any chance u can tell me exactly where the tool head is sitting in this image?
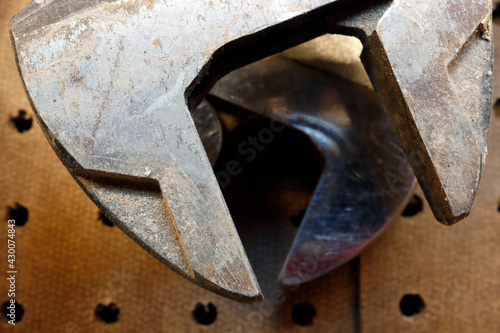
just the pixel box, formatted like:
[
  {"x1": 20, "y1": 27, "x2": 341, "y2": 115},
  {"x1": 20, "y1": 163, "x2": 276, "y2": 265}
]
[
  {"x1": 10, "y1": 0, "x2": 493, "y2": 300},
  {"x1": 9, "y1": 0, "x2": 345, "y2": 303},
  {"x1": 334, "y1": 0, "x2": 493, "y2": 224}
]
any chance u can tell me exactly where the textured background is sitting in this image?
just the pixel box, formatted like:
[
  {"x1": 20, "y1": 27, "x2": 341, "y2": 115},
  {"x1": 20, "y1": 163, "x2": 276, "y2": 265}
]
[{"x1": 1, "y1": 1, "x2": 500, "y2": 332}]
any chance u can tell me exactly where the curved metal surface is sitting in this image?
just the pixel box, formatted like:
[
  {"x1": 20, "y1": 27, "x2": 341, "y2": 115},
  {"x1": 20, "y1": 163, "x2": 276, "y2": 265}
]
[{"x1": 211, "y1": 55, "x2": 416, "y2": 284}]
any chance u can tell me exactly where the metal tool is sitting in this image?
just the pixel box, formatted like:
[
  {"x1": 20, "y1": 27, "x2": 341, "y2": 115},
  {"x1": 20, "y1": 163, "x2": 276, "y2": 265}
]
[
  {"x1": 210, "y1": 52, "x2": 416, "y2": 285},
  {"x1": 9, "y1": 0, "x2": 492, "y2": 301},
  {"x1": 332, "y1": 0, "x2": 493, "y2": 224}
]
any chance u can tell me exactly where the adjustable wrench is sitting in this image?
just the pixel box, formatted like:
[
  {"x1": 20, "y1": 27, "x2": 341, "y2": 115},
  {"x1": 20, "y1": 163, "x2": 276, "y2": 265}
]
[{"x1": 9, "y1": 0, "x2": 492, "y2": 301}]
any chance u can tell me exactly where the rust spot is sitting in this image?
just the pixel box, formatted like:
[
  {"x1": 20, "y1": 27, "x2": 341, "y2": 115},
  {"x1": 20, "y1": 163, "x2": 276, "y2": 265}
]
[
  {"x1": 83, "y1": 137, "x2": 95, "y2": 148},
  {"x1": 59, "y1": 79, "x2": 66, "y2": 99},
  {"x1": 153, "y1": 38, "x2": 162, "y2": 47},
  {"x1": 199, "y1": 225, "x2": 218, "y2": 249},
  {"x1": 71, "y1": 69, "x2": 85, "y2": 86},
  {"x1": 120, "y1": 2, "x2": 139, "y2": 15},
  {"x1": 479, "y1": 21, "x2": 492, "y2": 41},
  {"x1": 109, "y1": 0, "x2": 157, "y2": 15}
]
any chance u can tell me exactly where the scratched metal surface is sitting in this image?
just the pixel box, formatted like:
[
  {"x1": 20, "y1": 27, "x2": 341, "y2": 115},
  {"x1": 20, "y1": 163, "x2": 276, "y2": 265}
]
[
  {"x1": 9, "y1": 0, "x2": 352, "y2": 301},
  {"x1": 1, "y1": 1, "x2": 358, "y2": 332},
  {"x1": 211, "y1": 54, "x2": 415, "y2": 285},
  {"x1": 333, "y1": 0, "x2": 493, "y2": 224}
]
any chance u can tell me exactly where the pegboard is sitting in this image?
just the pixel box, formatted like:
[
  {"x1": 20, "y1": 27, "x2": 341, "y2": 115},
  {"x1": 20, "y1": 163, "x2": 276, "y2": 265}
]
[{"x1": 1, "y1": 1, "x2": 500, "y2": 332}]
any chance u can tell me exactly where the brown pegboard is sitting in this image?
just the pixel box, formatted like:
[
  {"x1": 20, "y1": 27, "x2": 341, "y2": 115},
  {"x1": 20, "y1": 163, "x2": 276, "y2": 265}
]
[
  {"x1": 359, "y1": 114, "x2": 500, "y2": 332},
  {"x1": 358, "y1": 14, "x2": 500, "y2": 331},
  {"x1": 1, "y1": 0, "x2": 500, "y2": 332}
]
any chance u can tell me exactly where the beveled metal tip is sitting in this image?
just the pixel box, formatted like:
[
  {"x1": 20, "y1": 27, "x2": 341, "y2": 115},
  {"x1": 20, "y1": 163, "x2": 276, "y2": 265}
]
[{"x1": 356, "y1": 0, "x2": 492, "y2": 225}]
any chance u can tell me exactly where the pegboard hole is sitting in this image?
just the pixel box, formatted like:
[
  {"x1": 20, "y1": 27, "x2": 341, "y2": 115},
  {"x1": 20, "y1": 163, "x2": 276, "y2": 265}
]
[
  {"x1": 2, "y1": 301, "x2": 24, "y2": 323},
  {"x1": 402, "y1": 195, "x2": 423, "y2": 217},
  {"x1": 399, "y1": 294, "x2": 425, "y2": 317},
  {"x1": 10, "y1": 110, "x2": 32, "y2": 133},
  {"x1": 290, "y1": 209, "x2": 306, "y2": 228},
  {"x1": 494, "y1": 100, "x2": 500, "y2": 118},
  {"x1": 8, "y1": 204, "x2": 29, "y2": 226},
  {"x1": 494, "y1": 4, "x2": 500, "y2": 18},
  {"x1": 192, "y1": 302, "x2": 217, "y2": 325},
  {"x1": 95, "y1": 303, "x2": 120, "y2": 323},
  {"x1": 291, "y1": 302, "x2": 316, "y2": 326},
  {"x1": 98, "y1": 211, "x2": 114, "y2": 227}
]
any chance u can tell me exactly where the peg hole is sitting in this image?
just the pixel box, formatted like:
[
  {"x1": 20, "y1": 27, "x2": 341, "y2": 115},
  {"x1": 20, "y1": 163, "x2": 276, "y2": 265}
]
[
  {"x1": 402, "y1": 195, "x2": 423, "y2": 217},
  {"x1": 192, "y1": 302, "x2": 217, "y2": 325},
  {"x1": 399, "y1": 294, "x2": 425, "y2": 317},
  {"x1": 98, "y1": 211, "x2": 114, "y2": 227},
  {"x1": 10, "y1": 110, "x2": 32, "y2": 133},
  {"x1": 2, "y1": 301, "x2": 24, "y2": 323},
  {"x1": 95, "y1": 303, "x2": 120, "y2": 323},
  {"x1": 292, "y1": 302, "x2": 316, "y2": 326},
  {"x1": 7, "y1": 204, "x2": 29, "y2": 226}
]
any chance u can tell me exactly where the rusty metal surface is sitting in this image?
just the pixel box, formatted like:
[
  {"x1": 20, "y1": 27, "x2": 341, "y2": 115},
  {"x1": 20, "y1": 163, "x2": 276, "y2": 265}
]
[
  {"x1": 8, "y1": 0, "x2": 493, "y2": 302},
  {"x1": 211, "y1": 53, "x2": 415, "y2": 285},
  {"x1": 333, "y1": 0, "x2": 493, "y2": 224},
  {"x1": 9, "y1": 0, "x2": 356, "y2": 302}
]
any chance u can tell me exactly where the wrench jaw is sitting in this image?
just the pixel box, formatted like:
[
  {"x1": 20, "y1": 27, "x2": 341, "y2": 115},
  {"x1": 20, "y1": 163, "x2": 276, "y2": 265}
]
[
  {"x1": 9, "y1": 0, "x2": 264, "y2": 303},
  {"x1": 366, "y1": 1, "x2": 492, "y2": 225},
  {"x1": 360, "y1": 34, "x2": 480, "y2": 225},
  {"x1": 155, "y1": 173, "x2": 264, "y2": 304},
  {"x1": 9, "y1": 0, "x2": 354, "y2": 301},
  {"x1": 334, "y1": 0, "x2": 493, "y2": 225},
  {"x1": 73, "y1": 170, "x2": 263, "y2": 303}
]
